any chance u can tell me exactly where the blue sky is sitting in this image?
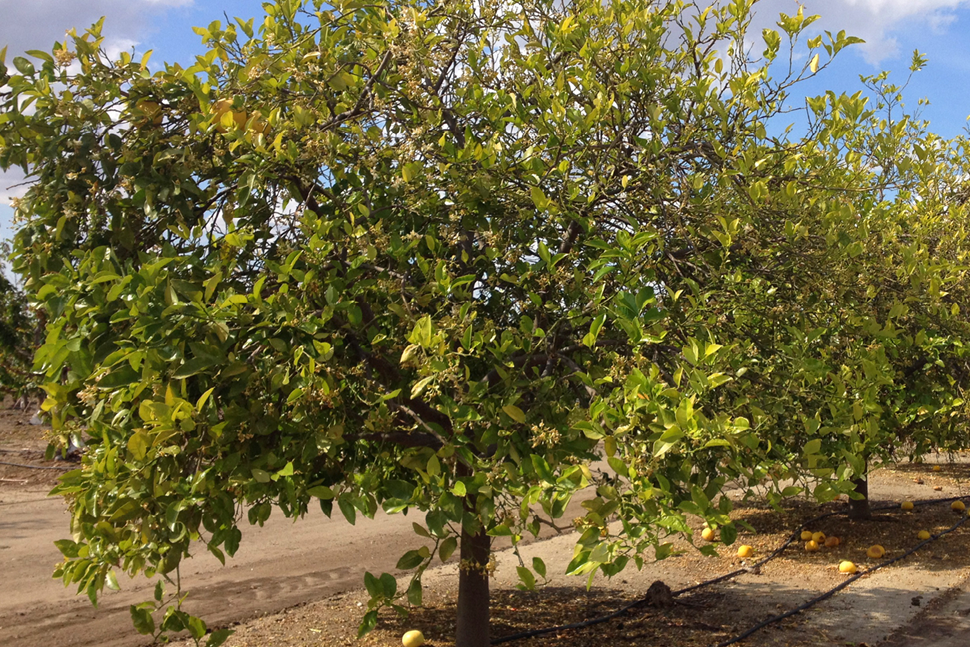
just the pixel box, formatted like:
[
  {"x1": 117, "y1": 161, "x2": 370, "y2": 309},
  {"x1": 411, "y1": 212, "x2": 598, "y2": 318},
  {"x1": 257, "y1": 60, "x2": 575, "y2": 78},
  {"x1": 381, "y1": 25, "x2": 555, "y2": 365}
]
[{"x1": 3, "y1": 0, "x2": 970, "y2": 272}]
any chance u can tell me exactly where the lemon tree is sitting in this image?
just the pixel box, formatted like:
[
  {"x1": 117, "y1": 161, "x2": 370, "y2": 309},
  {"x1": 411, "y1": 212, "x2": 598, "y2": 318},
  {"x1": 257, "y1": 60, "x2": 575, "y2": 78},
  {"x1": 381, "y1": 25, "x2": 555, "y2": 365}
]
[
  {"x1": 0, "y1": 271, "x2": 36, "y2": 404},
  {"x1": 3, "y1": 1, "x2": 969, "y2": 646}
]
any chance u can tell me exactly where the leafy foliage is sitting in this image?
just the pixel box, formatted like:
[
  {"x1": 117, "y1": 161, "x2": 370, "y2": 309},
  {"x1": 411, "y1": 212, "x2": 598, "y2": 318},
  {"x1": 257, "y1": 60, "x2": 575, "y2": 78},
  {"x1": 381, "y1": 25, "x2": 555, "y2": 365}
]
[
  {"x1": 2, "y1": 0, "x2": 969, "y2": 644},
  {"x1": 0, "y1": 269, "x2": 36, "y2": 401}
]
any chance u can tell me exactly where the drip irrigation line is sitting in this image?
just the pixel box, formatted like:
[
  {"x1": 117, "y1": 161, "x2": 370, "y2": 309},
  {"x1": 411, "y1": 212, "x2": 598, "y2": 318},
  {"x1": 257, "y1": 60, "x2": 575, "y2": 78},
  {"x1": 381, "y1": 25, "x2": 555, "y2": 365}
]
[
  {"x1": 712, "y1": 509, "x2": 970, "y2": 647},
  {"x1": 490, "y1": 494, "x2": 970, "y2": 645},
  {"x1": 0, "y1": 460, "x2": 74, "y2": 471}
]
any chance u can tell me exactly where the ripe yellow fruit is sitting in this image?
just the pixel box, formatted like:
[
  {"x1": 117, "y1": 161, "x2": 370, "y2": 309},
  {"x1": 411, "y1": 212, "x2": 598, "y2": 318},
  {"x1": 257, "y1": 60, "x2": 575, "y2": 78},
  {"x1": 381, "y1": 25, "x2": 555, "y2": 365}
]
[
  {"x1": 800, "y1": 530, "x2": 813, "y2": 541},
  {"x1": 952, "y1": 500, "x2": 966, "y2": 512},
  {"x1": 839, "y1": 561, "x2": 858, "y2": 574},
  {"x1": 901, "y1": 501, "x2": 914, "y2": 511},
  {"x1": 805, "y1": 540, "x2": 820, "y2": 552},
  {"x1": 867, "y1": 545, "x2": 886, "y2": 559},
  {"x1": 737, "y1": 545, "x2": 754, "y2": 558},
  {"x1": 811, "y1": 532, "x2": 826, "y2": 543},
  {"x1": 135, "y1": 100, "x2": 163, "y2": 127},
  {"x1": 824, "y1": 536, "x2": 841, "y2": 548},
  {"x1": 402, "y1": 630, "x2": 426, "y2": 647},
  {"x1": 250, "y1": 113, "x2": 271, "y2": 136},
  {"x1": 933, "y1": 465, "x2": 942, "y2": 472},
  {"x1": 212, "y1": 98, "x2": 247, "y2": 132},
  {"x1": 918, "y1": 530, "x2": 931, "y2": 540},
  {"x1": 701, "y1": 527, "x2": 715, "y2": 542}
]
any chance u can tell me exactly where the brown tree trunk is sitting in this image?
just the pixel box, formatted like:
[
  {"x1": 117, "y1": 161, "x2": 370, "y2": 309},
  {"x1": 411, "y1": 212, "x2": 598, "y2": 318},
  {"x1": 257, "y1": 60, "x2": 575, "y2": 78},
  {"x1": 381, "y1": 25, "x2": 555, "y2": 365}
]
[
  {"x1": 848, "y1": 476, "x2": 872, "y2": 520},
  {"x1": 455, "y1": 524, "x2": 491, "y2": 647}
]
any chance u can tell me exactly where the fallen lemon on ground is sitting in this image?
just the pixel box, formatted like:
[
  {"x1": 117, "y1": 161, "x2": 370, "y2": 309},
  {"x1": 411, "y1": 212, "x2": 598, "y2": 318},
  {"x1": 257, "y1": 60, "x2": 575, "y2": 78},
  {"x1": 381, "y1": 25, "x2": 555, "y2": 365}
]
[
  {"x1": 403, "y1": 630, "x2": 426, "y2": 647},
  {"x1": 812, "y1": 532, "x2": 826, "y2": 543},
  {"x1": 800, "y1": 530, "x2": 813, "y2": 541},
  {"x1": 918, "y1": 530, "x2": 931, "y2": 540},
  {"x1": 805, "y1": 540, "x2": 820, "y2": 552},
  {"x1": 824, "y1": 536, "x2": 841, "y2": 548},
  {"x1": 901, "y1": 501, "x2": 914, "y2": 511},
  {"x1": 737, "y1": 545, "x2": 754, "y2": 558},
  {"x1": 952, "y1": 501, "x2": 966, "y2": 512},
  {"x1": 933, "y1": 465, "x2": 942, "y2": 472},
  {"x1": 701, "y1": 527, "x2": 715, "y2": 542},
  {"x1": 867, "y1": 545, "x2": 886, "y2": 559},
  {"x1": 839, "y1": 561, "x2": 858, "y2": 574}
]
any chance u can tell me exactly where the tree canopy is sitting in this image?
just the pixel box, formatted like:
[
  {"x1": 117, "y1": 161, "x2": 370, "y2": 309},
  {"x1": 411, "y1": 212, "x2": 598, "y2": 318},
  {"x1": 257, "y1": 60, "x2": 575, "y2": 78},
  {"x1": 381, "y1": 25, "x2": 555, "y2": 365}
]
[{"x1": 2, "y1": 0, "x2": 969, "y2": 645}]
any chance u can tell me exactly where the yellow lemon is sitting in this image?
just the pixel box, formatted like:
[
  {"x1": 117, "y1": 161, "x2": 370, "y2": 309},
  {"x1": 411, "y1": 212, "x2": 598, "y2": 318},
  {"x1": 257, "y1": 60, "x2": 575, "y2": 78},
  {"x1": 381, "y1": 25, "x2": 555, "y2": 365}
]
[
  {"x1": 402, "y1": 630, "x2": 426, "y2": 647},
  {"x1": 952, "y1": 500, "x2": 966, "y2": 512},
  {"x1": 811, "y1": 532, "x2": 826, "y2": 543},
  {"x1": 737, "y1": 545, "x2": 754, "y2": 558},
  {"x1": 867, "y1": 545, "x2": 886, "y2": 559},
  {"x1": 839, "y1": 561, "x2": 858, "y2": 574},
  {"x1": 135, "y1": 100, "x2": 163, "y2": 127},
  {"x1": 933, "y1": 465, "x2": 942, "y2": 472},
  {"x1": 918, "y1": 530, "x2": 931, "y2": 540},
  {"x1": 824, "y1": 536, "x2": 841, "y2": 548},
  {"x1": 701, "y1": 527, "x2": 715, "y2": 542},
  {"x1": 901, "y1": 501, "x2": 914, "y2": 511},
  {"x1": 800, "y1": 530, "x2": 813, "y2": 541},
  {"x1": 212, "y1": 98, "x2": 247, "y2": 132},
  {"x1": 805, "y1": 540, "x2": 820, "y2": 552}
]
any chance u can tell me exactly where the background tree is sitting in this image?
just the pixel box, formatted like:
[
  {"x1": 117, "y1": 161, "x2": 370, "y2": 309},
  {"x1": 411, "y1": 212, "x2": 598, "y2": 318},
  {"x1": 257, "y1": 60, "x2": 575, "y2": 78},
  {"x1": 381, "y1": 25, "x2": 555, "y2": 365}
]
[
  {"x1": 3, "y1": 1, "x2": 968, "y2": 646},
  {"x1": 0, "y1": 269, "x2": 37, "y2": 406}
]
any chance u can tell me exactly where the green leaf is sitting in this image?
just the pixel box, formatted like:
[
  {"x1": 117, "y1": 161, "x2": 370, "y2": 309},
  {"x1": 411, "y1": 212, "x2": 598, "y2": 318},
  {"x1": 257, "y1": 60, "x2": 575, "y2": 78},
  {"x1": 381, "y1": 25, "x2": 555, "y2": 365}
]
[
  {"x1": 13, "y1": 56, "x2": 34, "y2": 75},
  {"x1": 308, "y1": 485, "x2": 336, "y2": 500},
  {"x1": 533, "y1": 556, "x2": 547, "y2": 578},
  {"x1": 402, "y1": 162, "x2": 422, "y2": 182},
  {"x1": 439, "y1": 536, "x2": 458, "y2": 562},
  {"x1": 531, "y1": 455, "x2": 555, "y2": 483},
  {"x1": 127, "y1": 431, "x2": 150, "y2": 461},
  {"x1": 380, "y1": 572, "x2": 397, "y2": 597},
  {"x1": 411, "y1": 375, "x2": 434, "y2": 399},
  {"x1": 338, "y1": 494, "x2": 357, "y2": 525},
  {"x1": 502, "y1": 404, "x2": 526, "y2": 424},
  {"x1": 364, "y1": 571, "x2": 382, "y2": 598},
  {"x1": 206, "y1": 629, "x2": 234, "y2": 647},
  {"x1": 409, "y1": 316, "x2": 434, "y2": 348},
  {"x1": 329, "y1": 70, "x2": 356, "y2": 91},
  {"x1": 174, "y1": 356, "x2": 221, "y2": 378},
  {"x1": 530, "y1": 186, "x2": 549, "y2": 209},
  {"x1": 357, "y1": 609, "x2": 378, "y2": 638},
  {"x1": 407, "y1": 578, "x2": 423, "y2": 606},
  {"x1": 516, "y1": 566, "x2": 536, "y2": 590},
  {"x1": 426, "y1": 454, "x2": 441, "y2": 477},
  {"x1": 396, "y1": 549, "x2": 425, "y2": 570},
  {"x1": 804, "y1": 439, "x2": 822, "y2": 455},
  {"x1": 130, "y1": 605, "x2": 155, "y2": 635},
  {"x1": 187, "y1": 615, "x2": 207, "y2": 640}
]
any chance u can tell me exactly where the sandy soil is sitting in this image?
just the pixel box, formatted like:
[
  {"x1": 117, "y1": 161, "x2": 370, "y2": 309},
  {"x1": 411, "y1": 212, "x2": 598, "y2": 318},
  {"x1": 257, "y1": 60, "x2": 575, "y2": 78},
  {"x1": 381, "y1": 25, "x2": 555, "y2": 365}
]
[{"x1": 3, "y1": 400, "x2": 970, "y2": 647}]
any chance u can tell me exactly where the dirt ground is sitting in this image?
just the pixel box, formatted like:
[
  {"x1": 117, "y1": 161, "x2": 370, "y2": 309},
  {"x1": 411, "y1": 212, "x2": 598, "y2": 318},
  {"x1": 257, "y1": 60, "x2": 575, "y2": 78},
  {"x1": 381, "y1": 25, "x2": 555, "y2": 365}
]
[{"x1": 3, "y1": 400, "x2": 970, "y2": 647}]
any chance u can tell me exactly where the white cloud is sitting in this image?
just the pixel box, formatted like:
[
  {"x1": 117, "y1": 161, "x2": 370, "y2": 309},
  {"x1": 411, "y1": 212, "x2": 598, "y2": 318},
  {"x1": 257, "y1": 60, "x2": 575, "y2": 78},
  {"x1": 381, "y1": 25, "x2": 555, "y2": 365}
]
[
  {"x1": 0, "y1": 1, "x2": 194, "y2": 242},
  {"x1": 0, "y1": 0, "x2": 194, "y2": 61},
  {"x1": 751, "y1": 0, "x2": 970, "y2": 64}
]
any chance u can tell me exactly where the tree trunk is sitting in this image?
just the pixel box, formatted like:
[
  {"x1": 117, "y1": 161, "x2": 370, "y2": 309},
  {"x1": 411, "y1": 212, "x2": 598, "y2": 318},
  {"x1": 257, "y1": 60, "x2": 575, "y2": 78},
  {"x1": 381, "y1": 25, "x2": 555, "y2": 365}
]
[
  {"x1": 455, "y1": 524, "x2": 491, "y2": 647},
  {"x1": 848, "y1": 476, "x2": 872, "y2": 520}
]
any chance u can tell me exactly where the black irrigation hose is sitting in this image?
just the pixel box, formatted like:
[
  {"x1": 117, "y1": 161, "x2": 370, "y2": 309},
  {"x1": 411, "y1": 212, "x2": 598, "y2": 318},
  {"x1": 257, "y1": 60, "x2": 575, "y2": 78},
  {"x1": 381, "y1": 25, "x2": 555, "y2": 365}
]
[
  {"x1": 0, "y1": 460, "x2": 74, "y2": 471},
  {"x1": 491, "y1": 495, "x2": 969, "y2": 645}
]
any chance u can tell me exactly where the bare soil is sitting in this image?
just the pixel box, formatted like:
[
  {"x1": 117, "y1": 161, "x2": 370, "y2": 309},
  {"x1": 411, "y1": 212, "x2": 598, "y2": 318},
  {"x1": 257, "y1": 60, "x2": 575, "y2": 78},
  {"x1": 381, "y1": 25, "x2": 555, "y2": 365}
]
[{"x1": 3, "y1": 400, "x2": 970, "y2": 647}]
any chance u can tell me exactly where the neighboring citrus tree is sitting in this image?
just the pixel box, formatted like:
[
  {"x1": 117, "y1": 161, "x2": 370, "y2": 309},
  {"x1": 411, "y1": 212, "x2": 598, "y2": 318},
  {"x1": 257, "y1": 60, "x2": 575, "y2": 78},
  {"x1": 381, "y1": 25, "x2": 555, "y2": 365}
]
[
  {"x1": 0, "y1": 269, "x2": 36, "y2": 404},
  {"x1": 3, "y1": 1, "x2": 969, "y2": 646}
]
